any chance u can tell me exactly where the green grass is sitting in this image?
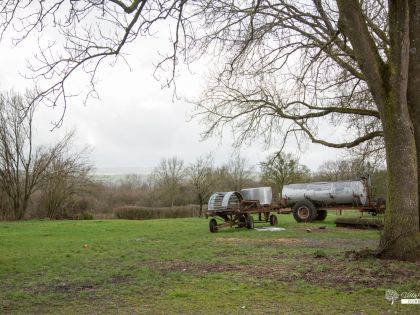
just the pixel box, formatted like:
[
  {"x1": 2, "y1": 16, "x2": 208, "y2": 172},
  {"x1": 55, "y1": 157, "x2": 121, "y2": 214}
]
[{"x1": 0, "y1": 212, "x2": 419, "y2": 314}]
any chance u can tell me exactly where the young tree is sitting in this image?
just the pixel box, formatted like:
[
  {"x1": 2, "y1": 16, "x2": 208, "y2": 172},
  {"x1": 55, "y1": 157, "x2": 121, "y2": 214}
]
[
  {"x1": 41, "y1": 143, "x2": 93, "y2": 219},
  {"x1": 1, "y1": 1, "x2": 420, "y2": 259},
  {"x1": 0, "y1": 91, "x2": 75, "y2": 220},
  {"x1": 152, "y1": 156, "x2": 185, "y2": 208},
  {"x1": 260, "y1": 152, "x2": 310, "y2": 199},
  {"x1": 226, "y1": 155, "x2": 253, "y2": 191},
  {"x1": 186, "y1": 154, "x2": 214, "y2": 216},
  {"x1": 211, "y1": 165, "x2": 232, "y2": 192}
]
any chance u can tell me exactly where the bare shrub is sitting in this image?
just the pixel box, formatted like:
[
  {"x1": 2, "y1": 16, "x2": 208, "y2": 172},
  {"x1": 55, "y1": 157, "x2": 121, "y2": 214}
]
[{"x1": 114, "y1": 205, "x2": 200, "y2": 220}]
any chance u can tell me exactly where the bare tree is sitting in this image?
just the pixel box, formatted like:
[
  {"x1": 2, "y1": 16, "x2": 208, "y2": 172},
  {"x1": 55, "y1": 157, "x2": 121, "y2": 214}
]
[
  {"x1": 211, "y1": 165, "x2": 232, "y2": 192},
  {"x1": 261, "y1": 152, "x2": 310, "y2": 200},
  {"x1": 189, "y1": 1, "x2": 420, "y2": 260},
  {"x1": 41, "y1": 142, "x2": 93, "y2": 219},
  {"x1": 186, "y1": 154, "x2": 214, "y2": 216},
  {"x1": 0, "y1": 91, "x2": 74, "y2": 220},
  {"x1": 315, "y1": 158, "x2": 377, "y2": 182},
  {"x1": 118, "y1": 174, "x2": 144, "y2": 191},
  {"x1": 0, "y1": 0, "x2": 189, "y2": 123},
  {"x1": 1, "y1": 1, "x2": 420, "y2": 258},
  {"x1": 226, "y1": 155, "x2": 253, "y2": 191},
  {"x1": 152, "y1": 156, "x2": 184, "y2": 208}
]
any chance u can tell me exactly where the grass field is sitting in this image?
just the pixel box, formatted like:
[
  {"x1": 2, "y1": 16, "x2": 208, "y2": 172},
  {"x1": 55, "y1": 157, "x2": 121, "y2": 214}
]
[{"x1": 1, "y1": 212, "x2": 419, "y2": 314}]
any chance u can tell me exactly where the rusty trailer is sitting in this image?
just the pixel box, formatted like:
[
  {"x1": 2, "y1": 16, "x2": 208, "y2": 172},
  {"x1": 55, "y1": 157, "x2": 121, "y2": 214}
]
[{"x1": 206, "y1": 189, "x2": 279, "y2": 232}]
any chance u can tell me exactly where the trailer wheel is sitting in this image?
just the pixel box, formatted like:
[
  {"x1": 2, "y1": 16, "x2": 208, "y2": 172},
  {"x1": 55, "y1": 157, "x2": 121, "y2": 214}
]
[
  {"x1": 238, "y1": 215, "x2": 247, "y2": 228},
  {"x1": 269, "y1": 214, "x2": 278, "y2": 226},
  {"x1": 209, "y1": 218, "x2": 218, "y2": 233},
  {"x1": 246, "y1": 214, "x2": 254, "y2": 229},
  {"x1": 293, "y1": 200, "x2": 317, "y2": 222},
  {"x1": 315, "y1": 210, "x2": 327, "y2": 221}
]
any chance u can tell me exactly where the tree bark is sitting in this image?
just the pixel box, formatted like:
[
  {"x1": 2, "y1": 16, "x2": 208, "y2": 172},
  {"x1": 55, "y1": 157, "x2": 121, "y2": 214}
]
[
  {"x1": 380, "y1": 98, "x2": 420, "y2": 259},
  {"x1": 198, "y1": 194, "x2": 203, "y2": 217},
  {"x1": 407, "y1": 0, "x2": 420, "y2": 229},
  {"x1": 378, "y1": 0, "x2": 420, "y2": 260},
  {"x1": 338, "y1": 0, "x2": 420, "y2": 260}
]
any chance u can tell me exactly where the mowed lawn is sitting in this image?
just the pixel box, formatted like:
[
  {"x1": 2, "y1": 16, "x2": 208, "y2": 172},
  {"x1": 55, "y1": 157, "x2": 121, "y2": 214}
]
[{"x1": 1, "y1": 213, "x2": 419, "y2": 314}]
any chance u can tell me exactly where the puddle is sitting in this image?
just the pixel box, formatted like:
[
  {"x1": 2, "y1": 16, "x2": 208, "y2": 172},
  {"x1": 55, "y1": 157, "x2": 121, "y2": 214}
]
[{"x1": 254, "y1": 227, "x2": 286, "y2": 232}]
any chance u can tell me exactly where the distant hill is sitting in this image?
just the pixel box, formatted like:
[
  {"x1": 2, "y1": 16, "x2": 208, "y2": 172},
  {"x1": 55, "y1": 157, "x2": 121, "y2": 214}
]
[{"x1": 92, "y1": 167, "x2": 154, "y2": 184}]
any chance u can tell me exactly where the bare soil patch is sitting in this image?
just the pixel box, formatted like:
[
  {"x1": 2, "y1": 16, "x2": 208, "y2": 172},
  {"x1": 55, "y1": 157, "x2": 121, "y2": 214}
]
[
  {"x1": 214, "y1": 237, "x2": 302, "y2": 245},
  {"x1": 146, "y1": 255, "x2": 420, "y2": 290},
  {"x1": 54, "y1": 282, "x2": 95, "y2": 293}
]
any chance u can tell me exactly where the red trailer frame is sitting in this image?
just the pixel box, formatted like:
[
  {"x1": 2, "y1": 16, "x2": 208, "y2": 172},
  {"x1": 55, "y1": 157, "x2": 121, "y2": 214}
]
[{"x1": 206, "y1": 200, "x2": 280, "y2": 232}]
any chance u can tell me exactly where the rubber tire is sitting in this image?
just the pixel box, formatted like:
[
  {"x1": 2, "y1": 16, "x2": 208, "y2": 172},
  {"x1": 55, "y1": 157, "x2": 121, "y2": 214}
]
[
  {"x1": 209, "y1": 218, "x2": 218, "y2": 233},
  {"x1": 315, "y1": 210, "x2": 327, "y2": 221},
  {"x1": 238, "y1": 215, "x2": 247, "y2": 228},
  {"x1": 292, "y1": 200, "x2": 318, "y2": 223},
  {"x1": 269, "y1": 214, "x2": 278, "y2": 226},
  {"x1": 246, "y1": 214, "x2": 254, "y2": 229}
]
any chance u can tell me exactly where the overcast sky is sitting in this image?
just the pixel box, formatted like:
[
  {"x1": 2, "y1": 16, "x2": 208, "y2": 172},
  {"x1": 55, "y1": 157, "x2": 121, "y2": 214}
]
[{"x1": 0, "y1": 27, "x2": 342, "y2": 174}]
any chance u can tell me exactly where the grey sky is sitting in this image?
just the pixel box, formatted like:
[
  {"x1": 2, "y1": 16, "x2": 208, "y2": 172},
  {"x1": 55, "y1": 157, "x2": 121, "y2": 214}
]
[{"x1": 0, "y1": 28, "x2": 341, "y2": 173}]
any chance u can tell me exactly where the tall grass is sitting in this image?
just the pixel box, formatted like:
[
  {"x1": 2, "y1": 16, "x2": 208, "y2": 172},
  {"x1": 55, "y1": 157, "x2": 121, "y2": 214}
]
[{"x1": 114, "y1": 205, "x2": 202, "y2": 220}]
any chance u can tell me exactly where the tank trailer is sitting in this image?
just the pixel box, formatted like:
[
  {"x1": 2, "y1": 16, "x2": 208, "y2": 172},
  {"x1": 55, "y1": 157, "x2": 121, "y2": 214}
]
[
  {"x1": 280, "y1": 177, "x2": 385, "y2": 223},
  {"x1": 206, "y1": 177, "x2": 385, "y2": 232}
]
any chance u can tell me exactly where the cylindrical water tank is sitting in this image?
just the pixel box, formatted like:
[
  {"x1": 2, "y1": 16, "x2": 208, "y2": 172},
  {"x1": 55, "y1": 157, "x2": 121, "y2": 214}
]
[
  {"x1": 207, "y1": 191, "x2": 243, "y2": 211},
  {"x1": 281, "y1": 180, "x2": 367, "y2": 207},
  {"x1": 240, "y1": 187, "x2": 272, "y2": 205}
]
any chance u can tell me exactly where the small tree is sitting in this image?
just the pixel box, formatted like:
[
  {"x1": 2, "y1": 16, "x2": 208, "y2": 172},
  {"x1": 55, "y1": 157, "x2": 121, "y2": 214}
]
[
  {"x1": 152, "y1": 157, "x2": 185, "y2": 208},
  {"x1": 0, "y1": 91, "x2": 73, "y2": 220},
  {"x1": 41, "y1": 140, "x2": 93, "y2": 219},
  {"x1": 260, "y1": 152, "x2": 310, "y2": 200},
  {"x1": 186, "y1": 154, "x2": 214, "y2": 216},
  {"x1": 226, "y1": 155, "x2": 253, "y2": 191}
]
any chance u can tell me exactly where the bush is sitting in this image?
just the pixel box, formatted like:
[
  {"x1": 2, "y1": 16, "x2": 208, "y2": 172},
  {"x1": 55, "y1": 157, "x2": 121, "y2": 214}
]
[
  {"x1": 79, "y1": 211, "x2": 94, "y2": 220},
  {"x1": 114, "y1": 205, "x2": 200, "y2": 220}
]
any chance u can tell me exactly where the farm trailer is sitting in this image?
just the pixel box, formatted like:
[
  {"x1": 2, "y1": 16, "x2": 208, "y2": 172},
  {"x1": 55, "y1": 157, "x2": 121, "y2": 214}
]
[
  {"x1": 280, "y1": 176, "x2": 386, "y2": 223},
  {"x1": 206, "y1": 187, "x2": 280, "y2": 233}
]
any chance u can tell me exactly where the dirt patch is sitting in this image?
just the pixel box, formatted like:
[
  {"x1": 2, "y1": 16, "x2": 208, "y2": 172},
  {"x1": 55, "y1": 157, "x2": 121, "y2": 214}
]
[
  {"x1": 147, "y1": 259, "x2": 294, "y2": 283},
  {"x1": 304, "y1": 238, "x2": 379, "y2": 250},
  {"x1": 301, "y1": 257, "x2": 420, "y2": 289},
  {"x1": 54, "y1": 282, "x2": 95, "y2": 293},
  {"x1": 108, "y1": 275, "x2": 131, "y2": 284},
  {"x1": 150, "y1": 259, "x2": 239, "y2": 275},
  {"x1": 146, "y1": 255, "x2": 420, "y2": 290},
  {"x1": 214, "y1": 237, "x2": 302, "y2": 245},
  {"x1": 53, "y1": 275, "x2": 132, "y2": 293}
]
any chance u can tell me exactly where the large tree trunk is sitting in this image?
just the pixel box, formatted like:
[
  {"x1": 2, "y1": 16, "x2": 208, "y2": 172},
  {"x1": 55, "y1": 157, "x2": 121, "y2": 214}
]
[
  {"x1": 379, "y1": 98, "x2": 420, "y2": 260},
  {"x1": 407, "y1": 0, "x2": 420, "y2": 228},
  {"x1": 338, "y1": 0, "x2": 420, "y2": 260},
  {"x1": 378, "y1": 0, "x2": 420, "y2": 260}
]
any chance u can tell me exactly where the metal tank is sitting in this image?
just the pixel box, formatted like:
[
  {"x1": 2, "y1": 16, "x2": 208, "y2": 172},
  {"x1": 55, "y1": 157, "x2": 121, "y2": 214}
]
[
  {"x1": 281, "y1": 180, "x2": 368, "y2": 207},
  {"x1": 207, "y1": 191, "x2": 243, "y2": 211},
  {"x1": 240, "y1": 187, "x2": 273, "y2": 205}
]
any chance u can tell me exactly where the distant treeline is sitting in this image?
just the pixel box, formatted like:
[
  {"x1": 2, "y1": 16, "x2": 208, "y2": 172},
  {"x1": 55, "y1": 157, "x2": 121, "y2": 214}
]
[
  {"x1": 3, "y1": 151, "x2": 387, "y2": 221},
  {"x1": 0, "y1": 91, "x2": 386, "y2": 221}
]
